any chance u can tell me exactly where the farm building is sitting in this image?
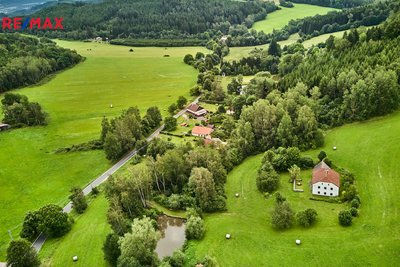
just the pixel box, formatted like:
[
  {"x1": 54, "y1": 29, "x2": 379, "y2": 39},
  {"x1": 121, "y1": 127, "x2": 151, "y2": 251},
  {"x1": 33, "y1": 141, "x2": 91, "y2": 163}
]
[
  {"x1": 186, "y1": 104, "x2": 207, "y2": 117},
  {"x1": 191, "y1": 125, "x2": 214, "y2": 138},
  {"x1": 311, "y1": 161, "x2": 340, "y2": 197},
  {"x1": 0, "y1": 123, "x2": 10, "y2": 131}
]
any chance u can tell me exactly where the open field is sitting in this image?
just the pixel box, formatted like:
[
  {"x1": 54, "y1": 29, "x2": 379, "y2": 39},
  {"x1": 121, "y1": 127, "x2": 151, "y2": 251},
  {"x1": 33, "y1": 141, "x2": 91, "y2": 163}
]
[
  {"x1": 252, "y1": 3, "x2": 336, "y2": 34},
  {"x1": 39, "y1": 193, "x2": 110, "y2": 267},
  {"x1": 185, "y1": 111, "x2": 400, "y2": 266},
  {"x1": 0, "y1": 41, "x2": 207, "y2": 259},
  {"x1": 225, "y1": 34, "x2": 299, "y2": 61}
]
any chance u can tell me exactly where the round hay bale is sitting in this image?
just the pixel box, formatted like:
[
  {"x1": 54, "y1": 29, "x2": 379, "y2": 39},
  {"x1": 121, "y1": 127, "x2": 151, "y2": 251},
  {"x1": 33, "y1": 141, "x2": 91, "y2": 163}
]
[
  {"x1": 235, "y1": 193, "x2": 239, "y2": 198},
  {"x1": 333, "y1": 146, "x2": 337, "y2": 150},
  {"x1": 296, "y1": 240, "x2": 301, "y2": 245},
  {"x1": 226, "y1": 233, "x2": 231, "y2": 239},
  {"x1": 72, "y1": 256, "x2": 78, "y2": 261}
]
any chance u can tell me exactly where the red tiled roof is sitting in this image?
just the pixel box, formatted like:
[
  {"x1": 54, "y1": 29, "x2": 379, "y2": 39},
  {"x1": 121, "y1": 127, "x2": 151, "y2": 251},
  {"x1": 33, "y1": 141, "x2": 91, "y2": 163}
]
[
  {"x1": 192, "y1": 126, "x2": 213, "y2": 135},
  {"x1": 312, "y1": 168, "x2": 340, "y2": 187}
]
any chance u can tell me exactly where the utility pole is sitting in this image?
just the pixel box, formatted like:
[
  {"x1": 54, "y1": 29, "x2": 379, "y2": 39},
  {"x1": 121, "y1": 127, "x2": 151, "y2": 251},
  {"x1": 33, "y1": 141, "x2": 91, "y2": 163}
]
[{"x1": 8, "y1": 229, "x2": 13, "y2": 241}]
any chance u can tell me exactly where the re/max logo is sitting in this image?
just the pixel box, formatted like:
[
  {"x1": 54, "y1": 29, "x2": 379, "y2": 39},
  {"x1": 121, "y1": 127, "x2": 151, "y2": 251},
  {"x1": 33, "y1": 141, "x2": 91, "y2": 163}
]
[{"x1": 2, "y1": 17, "x2": 64, "y2": 30}]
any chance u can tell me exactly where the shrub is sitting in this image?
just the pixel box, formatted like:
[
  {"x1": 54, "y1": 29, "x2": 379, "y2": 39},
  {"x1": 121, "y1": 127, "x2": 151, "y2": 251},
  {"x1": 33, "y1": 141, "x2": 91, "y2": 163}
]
[
  {"x1": 271, "y1": 201, "x2": 294, "y2": 229},
  {"x1": 256, "y1": 168, "x2": 279, "y2": 193},
  {"x1": 169, "y1": 249, "x2": 185, "y2": 267},
  {"x1": 318, "y1": 151, "x2": 327, "y2": 161},
  {"x1": 338, "y1": 210, "x2": 353, "y2": 226},
  {"x1": 69, "y1": 186, "x2": 88, "y2": 214},
  {"x1": 296, "y1": 208, "x2": 318, "y2": 227},
  {"x1": 185, "y1": 216, "x2": 205, "y2": 240},
  {"x1": 103, "y1": 233, "x2": 121, "y2": 267},
  {"x1": 350, "y1": 207, "x2": 359, "y2": 217},
  {"x1": 350, "y1": 198, "x2": 360, "y2": 208}
]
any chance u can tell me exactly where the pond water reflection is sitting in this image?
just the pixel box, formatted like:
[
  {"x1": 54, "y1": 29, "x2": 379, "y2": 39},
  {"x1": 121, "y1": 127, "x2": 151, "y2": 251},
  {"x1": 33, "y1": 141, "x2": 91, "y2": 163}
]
[{"x1": 155, "y1": 215, "x2": 186, "y2": 259}]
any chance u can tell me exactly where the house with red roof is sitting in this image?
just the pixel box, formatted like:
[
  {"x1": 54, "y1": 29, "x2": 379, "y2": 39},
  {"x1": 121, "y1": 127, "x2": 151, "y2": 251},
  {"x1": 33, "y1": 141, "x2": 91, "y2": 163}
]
[
  {"x1": 311, "y1": 161, "x2": 340, "y2": 197},
  {"x1": 191, "y1": 125, "x2": 213, "y2": 138}
]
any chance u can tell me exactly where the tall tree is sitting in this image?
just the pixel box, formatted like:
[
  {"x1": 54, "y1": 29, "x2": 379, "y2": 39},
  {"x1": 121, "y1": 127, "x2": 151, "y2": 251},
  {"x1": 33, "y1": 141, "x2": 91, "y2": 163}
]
[
  {"x1": 118, "y1": 217, "x2": 160, "y2": 267},
  {"x1": 189, "y1": 167, "x2": 217, "y2": 212},
  {"x1": 6, "y1": 239, "x2": 40, "y2": 267},
  {"x1": 268, "y1": 39, "x2": 281, "y2": 57}
]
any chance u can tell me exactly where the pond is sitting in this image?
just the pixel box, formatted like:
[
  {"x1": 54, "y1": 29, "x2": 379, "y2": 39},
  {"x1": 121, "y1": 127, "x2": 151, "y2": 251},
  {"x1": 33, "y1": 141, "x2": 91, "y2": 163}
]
[{"x1": 155, "y1": 215, "x2": 186, "y2": 259}]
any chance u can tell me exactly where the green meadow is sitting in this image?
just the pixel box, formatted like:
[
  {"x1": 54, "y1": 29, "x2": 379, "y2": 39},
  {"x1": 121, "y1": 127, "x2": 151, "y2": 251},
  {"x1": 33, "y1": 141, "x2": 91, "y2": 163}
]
[
  {"x1": 252, "y1": 3, "x2": 337, "y2": 34},
  {"x1": 39, "y1": 194, "x2": 110, "y2": 267},
  {"x1": 0, "y1": 40, "x2": 207, "y2": 259},
  {"x1": 185, "y1": 111, "x2": 400, "y2": 266}
]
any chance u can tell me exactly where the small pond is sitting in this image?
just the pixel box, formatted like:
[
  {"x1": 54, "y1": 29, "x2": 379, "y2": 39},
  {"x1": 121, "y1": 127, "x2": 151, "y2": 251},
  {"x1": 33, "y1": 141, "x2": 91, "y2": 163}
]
[{"x1": 155, "y1": 215, "x2": 186, "y2": 259}]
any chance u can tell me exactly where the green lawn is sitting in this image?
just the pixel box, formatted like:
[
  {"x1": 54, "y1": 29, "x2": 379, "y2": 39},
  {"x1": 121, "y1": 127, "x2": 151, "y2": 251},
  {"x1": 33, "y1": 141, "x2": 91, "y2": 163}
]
[
  {"x1": 39, "y1": 193, "x2": 110, "y2": 267},
  {"x1": 252, "y1": 3, "x2": 337, "y2": 34},
  {"x1": 185, "y1": 111, "x2": 400, "y2": 266},
  {"x1": 0, "y1": 40, "x2": 207, "y2": 259}
]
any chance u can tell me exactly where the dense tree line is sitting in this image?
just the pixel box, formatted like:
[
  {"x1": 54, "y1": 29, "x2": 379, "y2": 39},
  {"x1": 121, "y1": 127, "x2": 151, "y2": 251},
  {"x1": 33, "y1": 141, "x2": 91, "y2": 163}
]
[
  {"x1": 225, "y1": 0, "x2": 395, "y2": 47},
  {"x1": 28, "y1": 0, "x2": 276, "y2": 41},
  {"x1": 221, "y1": 40, "x2": 282, "y2": 75},
  {"x1": 279, "y1": 15, "x2": 400, "y2": 126},
  {"x1": 0, "y1": 34, "x2": 82, "y2": 92},
  {"x1": 292, "y1": 0, "x2": 372, "y2": 9},
  {"x1": 284, "y1": 1, "x2": 392, "y2": 38},
  {"x1": 101, "y1": 106, "x2": 162, "y2": 160},
  {"x1": 1, "y1": 93, "x2": 47, "y2": 126}
]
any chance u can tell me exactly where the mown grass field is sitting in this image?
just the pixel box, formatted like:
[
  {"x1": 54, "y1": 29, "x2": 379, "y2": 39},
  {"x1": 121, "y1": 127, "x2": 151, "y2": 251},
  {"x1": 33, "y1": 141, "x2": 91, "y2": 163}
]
[
  {"x1": 185, "y1": 111, "x2": 400, "y2": 266},
  {"x1": 0, "y1": 40, "x2": 207, "y2": 259},
  {"x1": 39, "y1": 193, "x2": 110, "y2": 267},
  {"x1": 252, "y1": 3, "x2": 336, "y2": 34}
]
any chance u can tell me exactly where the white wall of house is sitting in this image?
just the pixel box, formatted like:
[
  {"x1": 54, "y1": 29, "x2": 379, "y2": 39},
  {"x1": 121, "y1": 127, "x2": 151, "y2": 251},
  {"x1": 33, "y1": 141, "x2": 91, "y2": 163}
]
[{"x1": 312, "y1": 182, "x2": 339, "y2": 197}]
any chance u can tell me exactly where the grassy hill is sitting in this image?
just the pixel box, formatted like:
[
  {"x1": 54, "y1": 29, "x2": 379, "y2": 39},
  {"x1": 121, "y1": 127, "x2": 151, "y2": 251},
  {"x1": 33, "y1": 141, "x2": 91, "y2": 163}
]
[
  {"x1": 185, "y1": 111, "x2": 400, "y2": 266},
  {"x1": 0, "y1": 41, "x2": 207, "y2": 260},
  {"x1": 252, "y1": 3, "x2": 337, "y2": 34}
]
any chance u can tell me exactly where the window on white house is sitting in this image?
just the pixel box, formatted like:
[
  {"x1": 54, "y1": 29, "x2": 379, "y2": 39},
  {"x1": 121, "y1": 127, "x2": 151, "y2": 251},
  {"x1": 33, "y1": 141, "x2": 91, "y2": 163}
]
[
  {"x1": 330, "y1": 193, "x2": 333, "y2": 196},
  {"x1": 324, "y1": 192, "x2": 326, "y2": 195},
  {"x1": 318, "y1": 186, "x2": 320, "y2": 189},
  {"x1": 324, "y1": 187, "x2": 327, "y2": 190},
  {"x1": 318, "y1": 191, "x2": 320, "y2": 194},
  {"x1": 331, "y1": 188, "x2": 333, "y2": 190}
]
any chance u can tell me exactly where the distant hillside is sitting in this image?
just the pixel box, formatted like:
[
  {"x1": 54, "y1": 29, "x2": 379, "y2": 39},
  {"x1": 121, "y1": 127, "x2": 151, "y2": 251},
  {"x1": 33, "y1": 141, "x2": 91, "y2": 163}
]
[
  {"x1": 0, "y1": 0, "x2": 100, "y2": 15},
  {"x1": 27, "y1": 0, "x2": 277, "y2": 42}
]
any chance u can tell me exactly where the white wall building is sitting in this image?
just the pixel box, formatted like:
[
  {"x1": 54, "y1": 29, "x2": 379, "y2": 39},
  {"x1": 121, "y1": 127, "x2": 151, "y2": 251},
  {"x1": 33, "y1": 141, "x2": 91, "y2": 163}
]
[{"x1": 311, "y1": 161, "x2": 340, "y2": 197}]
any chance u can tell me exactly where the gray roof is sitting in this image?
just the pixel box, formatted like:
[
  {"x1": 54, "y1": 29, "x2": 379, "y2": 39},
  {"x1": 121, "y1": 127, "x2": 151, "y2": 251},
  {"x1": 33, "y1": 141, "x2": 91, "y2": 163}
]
[{"x1": 313, "y1": 161, "x2": 331, "y2": 170}]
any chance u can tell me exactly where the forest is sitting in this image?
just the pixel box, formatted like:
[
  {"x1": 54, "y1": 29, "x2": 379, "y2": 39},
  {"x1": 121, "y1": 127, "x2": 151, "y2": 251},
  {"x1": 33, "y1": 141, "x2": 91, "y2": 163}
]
[
  {"x1": 0, "y1": 34, "x2": 81, "y2": 92},
  {"x1": 27, "y1": 0, "x2": 276, "y2": 41},
  {"x1": 291, "y1": 0, "x2": 372, "y2": 9}
]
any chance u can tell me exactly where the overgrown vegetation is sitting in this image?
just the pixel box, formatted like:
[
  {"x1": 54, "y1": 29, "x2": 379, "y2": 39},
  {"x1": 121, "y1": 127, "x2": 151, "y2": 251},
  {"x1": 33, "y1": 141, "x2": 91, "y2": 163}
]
[
  {"x1": 101, "y1": 106, "x2": 162, "y2": 161},
  {"x1": 29, "y1": 0, "x2": 276, "y2": 43},
  {"x1": 20, "y1": 204, "x2": 71, "y2": 241},
  {"x1": 0, "y1": 34, "x2": 81, "y2": 92},
  {"x1": 1, "y1": 93, "x2": 47, "y2": 127}
]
